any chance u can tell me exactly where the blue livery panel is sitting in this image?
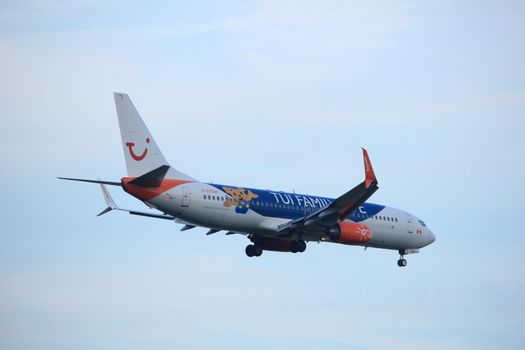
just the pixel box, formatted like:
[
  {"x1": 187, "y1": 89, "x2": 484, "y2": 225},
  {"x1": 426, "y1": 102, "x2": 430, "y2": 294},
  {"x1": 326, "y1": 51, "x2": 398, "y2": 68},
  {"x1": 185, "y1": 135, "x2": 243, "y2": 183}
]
[{"x1": 209, "y1": 184, "x2": 385, "y2": 222}]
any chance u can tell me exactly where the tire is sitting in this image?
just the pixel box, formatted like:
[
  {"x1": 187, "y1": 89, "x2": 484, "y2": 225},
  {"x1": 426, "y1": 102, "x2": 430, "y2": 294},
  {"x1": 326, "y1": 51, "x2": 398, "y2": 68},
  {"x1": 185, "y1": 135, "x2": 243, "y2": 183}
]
[
  {"x1": 253, "y1": 245, "x2": 263, "y2": 257},
  {"x1": 296, "y1": 240, "x2": 306, "y2": 253},
  {"x1": 245, "y1": 244, "x2": 255, "y2": 257},
  {"x1": 289, "y1": 241, "x2": 298, "y2": 253}
]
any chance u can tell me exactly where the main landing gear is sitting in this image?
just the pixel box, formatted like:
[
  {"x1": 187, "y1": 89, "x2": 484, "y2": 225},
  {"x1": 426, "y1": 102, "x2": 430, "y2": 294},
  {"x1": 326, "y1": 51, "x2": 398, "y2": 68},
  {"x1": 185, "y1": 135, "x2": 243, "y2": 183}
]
[
  {"x1": 397, "y1": 249, "x2": 408, "y2": 267},
  {"x1": 245, "y1": 244, "x2": 263, "y2": 257},
  {"x1": 244, "y1": 238, "x2": 307, "y2": 257},
  {"x1": 289, "y1": 240, "x2": 306, "y2": 253}
]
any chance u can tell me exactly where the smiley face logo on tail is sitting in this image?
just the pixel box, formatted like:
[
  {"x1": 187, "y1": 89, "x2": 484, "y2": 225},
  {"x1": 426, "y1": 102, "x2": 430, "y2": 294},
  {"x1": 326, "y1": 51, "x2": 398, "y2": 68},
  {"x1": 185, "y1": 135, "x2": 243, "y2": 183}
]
[{"x1": 126, "y1": 138, "x2": 150, "y2": 161}]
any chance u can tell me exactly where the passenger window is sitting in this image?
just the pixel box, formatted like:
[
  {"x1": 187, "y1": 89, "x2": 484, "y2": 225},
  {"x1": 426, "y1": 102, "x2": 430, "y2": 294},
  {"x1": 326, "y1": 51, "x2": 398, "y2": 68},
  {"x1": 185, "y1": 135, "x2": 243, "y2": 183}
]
[
  {"x1": 208, "y1": 195, "x2": 211, "y2": 200},
  {"x1": 203, "y1": 195, "x2": 206, "y2": 199}
]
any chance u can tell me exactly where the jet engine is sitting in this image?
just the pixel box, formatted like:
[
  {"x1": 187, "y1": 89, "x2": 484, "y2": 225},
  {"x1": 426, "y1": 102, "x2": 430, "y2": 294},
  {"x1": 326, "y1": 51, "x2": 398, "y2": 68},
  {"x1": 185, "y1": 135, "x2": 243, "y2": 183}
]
[{"x1": 328, "y1": 221, "x2": 372, "y2": 245}]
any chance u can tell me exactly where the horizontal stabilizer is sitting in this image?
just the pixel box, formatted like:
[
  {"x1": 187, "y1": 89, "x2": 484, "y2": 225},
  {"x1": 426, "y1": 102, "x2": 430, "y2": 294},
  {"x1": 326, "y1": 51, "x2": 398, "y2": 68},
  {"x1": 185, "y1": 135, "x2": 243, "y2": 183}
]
[
  {"x1": 58, "y1": 177, "x2": 121, "y2": 186},
  {"x1": 129, "y1": 165, "x2": 170, "y2": 187}
]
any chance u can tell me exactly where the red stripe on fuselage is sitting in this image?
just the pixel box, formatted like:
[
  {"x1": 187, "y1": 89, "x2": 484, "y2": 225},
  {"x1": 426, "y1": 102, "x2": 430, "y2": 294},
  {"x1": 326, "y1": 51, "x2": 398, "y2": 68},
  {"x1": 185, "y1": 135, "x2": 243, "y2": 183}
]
[{"x1": 122, "y1": 177, "x2": 193, "y2": 201}]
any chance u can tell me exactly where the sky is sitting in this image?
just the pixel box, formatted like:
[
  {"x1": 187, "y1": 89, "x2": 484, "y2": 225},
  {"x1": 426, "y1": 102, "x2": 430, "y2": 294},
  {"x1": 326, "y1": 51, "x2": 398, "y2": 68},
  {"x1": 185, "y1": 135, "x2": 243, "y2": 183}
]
[{"x1": 0, "y1": 1, "x2": 524, "y2": 349}]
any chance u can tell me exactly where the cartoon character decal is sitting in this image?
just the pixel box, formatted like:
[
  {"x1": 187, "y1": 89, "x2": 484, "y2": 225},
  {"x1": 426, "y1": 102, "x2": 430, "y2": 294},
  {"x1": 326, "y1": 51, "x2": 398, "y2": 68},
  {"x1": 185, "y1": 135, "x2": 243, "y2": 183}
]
[
  {"x1": 222, "y1": 187, "x2": 259, "y2": 214},
  {"x1": 126, "y1": 138, "x2": 150, "y2": 161}
]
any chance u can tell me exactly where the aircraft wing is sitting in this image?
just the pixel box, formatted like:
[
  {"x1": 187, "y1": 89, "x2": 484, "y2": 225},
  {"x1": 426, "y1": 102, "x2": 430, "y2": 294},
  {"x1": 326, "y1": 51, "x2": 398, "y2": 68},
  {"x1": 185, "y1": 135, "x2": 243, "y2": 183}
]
[{"x1": 277, "y1": 148, "x2": 378, "y2": 235}]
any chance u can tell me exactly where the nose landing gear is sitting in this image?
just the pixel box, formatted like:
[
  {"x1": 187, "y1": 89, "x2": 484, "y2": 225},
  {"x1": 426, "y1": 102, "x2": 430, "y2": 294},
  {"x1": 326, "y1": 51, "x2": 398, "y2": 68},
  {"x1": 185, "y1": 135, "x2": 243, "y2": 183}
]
[
  {"x1": 397, "y1": 258, "x2": 407, "y2": 267},
  {"x1": 397, "y1": 249, "x2": 407, "y2": 267}
]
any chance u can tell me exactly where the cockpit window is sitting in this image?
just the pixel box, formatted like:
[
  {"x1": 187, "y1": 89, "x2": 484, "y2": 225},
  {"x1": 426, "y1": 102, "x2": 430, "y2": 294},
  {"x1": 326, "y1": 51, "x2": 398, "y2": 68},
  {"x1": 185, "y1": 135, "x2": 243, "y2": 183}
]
[{"x1": 418, "y1": 220, "x2": 426, "y2": 227}]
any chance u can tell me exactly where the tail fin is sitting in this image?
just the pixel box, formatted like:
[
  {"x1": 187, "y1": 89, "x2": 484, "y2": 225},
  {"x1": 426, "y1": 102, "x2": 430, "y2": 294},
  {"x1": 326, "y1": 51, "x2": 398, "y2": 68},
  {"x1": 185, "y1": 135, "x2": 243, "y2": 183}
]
[{"x1": 114, "y1": 93, "x2": 194, "y2": 180}]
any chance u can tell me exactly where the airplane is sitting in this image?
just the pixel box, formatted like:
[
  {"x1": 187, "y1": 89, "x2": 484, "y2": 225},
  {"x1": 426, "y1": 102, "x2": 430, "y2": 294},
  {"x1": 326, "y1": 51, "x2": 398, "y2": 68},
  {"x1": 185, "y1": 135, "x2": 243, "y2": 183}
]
[{"x1": 59, "y1": 93, "x2": 435, "y2": 267}]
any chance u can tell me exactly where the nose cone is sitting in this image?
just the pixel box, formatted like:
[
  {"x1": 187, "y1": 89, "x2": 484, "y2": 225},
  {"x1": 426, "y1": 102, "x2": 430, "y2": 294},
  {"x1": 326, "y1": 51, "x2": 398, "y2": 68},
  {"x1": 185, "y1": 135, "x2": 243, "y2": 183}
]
[{"x1": 428, "y1": 229, "x2": 436, "y2": 244}]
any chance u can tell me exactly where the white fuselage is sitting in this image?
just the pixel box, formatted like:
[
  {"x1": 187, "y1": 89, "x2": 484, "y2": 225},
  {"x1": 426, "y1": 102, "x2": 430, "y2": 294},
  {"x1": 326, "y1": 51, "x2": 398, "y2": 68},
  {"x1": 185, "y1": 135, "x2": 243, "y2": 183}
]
[{"x1": 142, "y1": 181, "x2": 435, "y2": 251}]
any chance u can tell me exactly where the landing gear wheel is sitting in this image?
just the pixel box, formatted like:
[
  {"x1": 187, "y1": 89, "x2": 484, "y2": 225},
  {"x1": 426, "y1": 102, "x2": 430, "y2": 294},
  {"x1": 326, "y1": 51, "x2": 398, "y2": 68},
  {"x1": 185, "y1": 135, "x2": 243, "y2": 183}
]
[
  {"x1": 245, "y1": 244, "x2": 263, "y2": 257},
  {"x1": 296, "y1": 240, "x2": 307, "y2": 253},
  {"x1": 397, "y1": 258, "x2": 407, "y2": 267},
  {"x1": 245, "y1": 244, "x2": 255, "y2": 257},
  {"x1": 253, "y1": 245, "x2": 263, "y2": 257},
  {"x1": 397, "y1": 249, "x2": 408, "y2": 267},
  {"x1": 289, "y1": 241, "x2": 298, "y2": 253}
]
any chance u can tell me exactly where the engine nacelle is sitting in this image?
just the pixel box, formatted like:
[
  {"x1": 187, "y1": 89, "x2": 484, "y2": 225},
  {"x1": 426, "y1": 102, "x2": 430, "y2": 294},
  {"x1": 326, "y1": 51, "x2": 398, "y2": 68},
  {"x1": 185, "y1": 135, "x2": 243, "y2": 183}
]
[{"x1": 329, "y1": 221, "x2": 372, "y2": 245}]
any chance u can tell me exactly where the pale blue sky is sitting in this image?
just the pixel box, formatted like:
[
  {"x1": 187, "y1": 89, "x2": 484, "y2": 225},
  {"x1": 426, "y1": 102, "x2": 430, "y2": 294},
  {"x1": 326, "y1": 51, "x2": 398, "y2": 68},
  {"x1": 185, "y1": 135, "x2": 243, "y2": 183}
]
[{"x1": 1, "y1": 1, "x2": 524, "y2": 349}]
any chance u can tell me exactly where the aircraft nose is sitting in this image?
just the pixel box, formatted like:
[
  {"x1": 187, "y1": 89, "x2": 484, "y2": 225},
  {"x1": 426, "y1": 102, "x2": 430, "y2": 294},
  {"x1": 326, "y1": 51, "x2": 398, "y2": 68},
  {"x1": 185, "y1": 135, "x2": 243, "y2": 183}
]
[{"x1": 428, "y1": 230, "x2": 436, "y2": 244}]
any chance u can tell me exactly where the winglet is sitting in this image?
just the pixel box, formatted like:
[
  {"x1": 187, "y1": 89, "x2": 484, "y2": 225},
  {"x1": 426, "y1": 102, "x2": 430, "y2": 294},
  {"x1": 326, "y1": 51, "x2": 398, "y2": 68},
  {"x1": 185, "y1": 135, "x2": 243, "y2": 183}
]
[
  {"x1": 362, "y1": 148, "x2": 377, "y2": 188},
  {"x1": 97, "y1": 183, "x2": 119, "y2": 216}
]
